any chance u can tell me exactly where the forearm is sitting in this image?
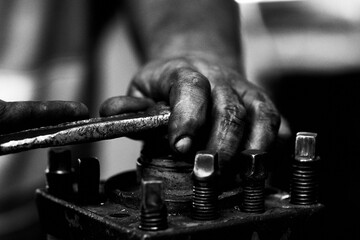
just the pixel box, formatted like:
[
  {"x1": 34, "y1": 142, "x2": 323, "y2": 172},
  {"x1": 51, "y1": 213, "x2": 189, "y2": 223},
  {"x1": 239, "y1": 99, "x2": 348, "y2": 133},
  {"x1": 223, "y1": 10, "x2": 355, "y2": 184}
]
[{"x1": 126, "y1": 0, "x2": 242, "y2": 70}]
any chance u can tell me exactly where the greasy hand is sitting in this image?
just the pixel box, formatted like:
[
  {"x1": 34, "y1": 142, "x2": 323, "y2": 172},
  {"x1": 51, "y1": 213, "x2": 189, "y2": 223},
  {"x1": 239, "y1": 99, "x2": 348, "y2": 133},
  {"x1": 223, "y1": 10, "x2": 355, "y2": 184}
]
[
  {"x1": 0, "y1": 100, "x2": 89, "y2": 134},
  {"x1": 100, "y1": 56, "x2": 280, "y2": 176}
]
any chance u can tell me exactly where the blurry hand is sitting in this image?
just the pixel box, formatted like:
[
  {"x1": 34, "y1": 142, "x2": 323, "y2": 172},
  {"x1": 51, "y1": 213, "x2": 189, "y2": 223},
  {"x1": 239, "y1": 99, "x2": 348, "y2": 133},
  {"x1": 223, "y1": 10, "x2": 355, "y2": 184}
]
[
  {"x1": 0, "y1": 100, "x2": 89, "y2": 134},
  {"x1": 100, "y1": 55, "x2": 280, "y2": 177}
]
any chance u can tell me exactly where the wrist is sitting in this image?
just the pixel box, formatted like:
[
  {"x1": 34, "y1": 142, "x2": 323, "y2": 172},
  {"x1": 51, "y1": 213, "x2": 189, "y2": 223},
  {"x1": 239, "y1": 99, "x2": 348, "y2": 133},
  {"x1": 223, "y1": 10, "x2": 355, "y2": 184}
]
[{"x1": 147, "y1": 32, "x2": 243, "y2": 72}]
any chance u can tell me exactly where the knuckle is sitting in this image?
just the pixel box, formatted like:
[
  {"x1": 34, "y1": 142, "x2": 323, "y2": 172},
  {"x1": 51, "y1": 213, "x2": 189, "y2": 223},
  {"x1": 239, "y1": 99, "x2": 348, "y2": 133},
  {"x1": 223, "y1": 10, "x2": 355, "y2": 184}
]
[
  {"x1": 220, "y1": 103, "x2": 247, "y2": 127},
  {"x1": 173, "y1": 68, "x2": 208, "y2": 87},
  {"x1": 252, "y1": 100, "x2": 281, "y2": 131},
  {"x1": 212, "y1": 85, "x2": 247, "y2": 128}
]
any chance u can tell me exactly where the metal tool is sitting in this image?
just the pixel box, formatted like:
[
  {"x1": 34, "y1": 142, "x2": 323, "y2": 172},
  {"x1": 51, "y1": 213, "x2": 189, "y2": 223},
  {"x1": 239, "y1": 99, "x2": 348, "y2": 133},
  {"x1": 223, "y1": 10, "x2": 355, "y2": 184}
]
[{"x1": 0, "y1": 104, "x2": 170, "y2": 155}]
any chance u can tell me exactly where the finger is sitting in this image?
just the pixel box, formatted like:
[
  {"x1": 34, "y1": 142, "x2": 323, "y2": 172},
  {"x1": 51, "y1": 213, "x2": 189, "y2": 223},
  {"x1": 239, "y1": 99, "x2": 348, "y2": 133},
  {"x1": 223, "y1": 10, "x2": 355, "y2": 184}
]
[
  {"x1": 167, "y1": 68, "x2": 211, "y2": 154},
  {"x1": 240, "y1": 89, "x2": 281, "y2": 150},
  {"x1": 0, "y1": 100, "x2": 88, "y2": 134},
  {"x1": 99, "y1": 96, "x2": 155, "y2": 117},
  {"x1": 206, "y1": 85, "x2": 247, "y2": 177},
  {"x1": 130, "y1": 58, "x2": 192, "y2": 102}
]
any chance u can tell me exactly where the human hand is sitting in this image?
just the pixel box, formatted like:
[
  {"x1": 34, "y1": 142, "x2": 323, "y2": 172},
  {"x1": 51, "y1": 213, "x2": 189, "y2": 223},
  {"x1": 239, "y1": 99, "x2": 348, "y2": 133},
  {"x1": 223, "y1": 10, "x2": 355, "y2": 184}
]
[
  {"x1": 100, "y1": 55, "x2": 280, "y2": 178},
  {"x1": 0, "y1": 100, "x2": 89, "y2": 134}
]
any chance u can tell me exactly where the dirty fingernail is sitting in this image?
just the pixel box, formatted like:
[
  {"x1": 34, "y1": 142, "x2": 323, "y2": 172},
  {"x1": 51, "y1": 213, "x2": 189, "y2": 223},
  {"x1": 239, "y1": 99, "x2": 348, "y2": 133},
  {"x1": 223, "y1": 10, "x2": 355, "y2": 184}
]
[{"x1": 175, "y1": 137, "x2": 192, "y2": 154}]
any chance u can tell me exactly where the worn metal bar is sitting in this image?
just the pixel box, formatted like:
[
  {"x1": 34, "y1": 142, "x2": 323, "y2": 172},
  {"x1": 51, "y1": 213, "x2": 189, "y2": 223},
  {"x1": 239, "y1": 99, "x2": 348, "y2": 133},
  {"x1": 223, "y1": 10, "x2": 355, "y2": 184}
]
[{"x1": 0, "y1": 105, "x2": 170, "y2": 156}]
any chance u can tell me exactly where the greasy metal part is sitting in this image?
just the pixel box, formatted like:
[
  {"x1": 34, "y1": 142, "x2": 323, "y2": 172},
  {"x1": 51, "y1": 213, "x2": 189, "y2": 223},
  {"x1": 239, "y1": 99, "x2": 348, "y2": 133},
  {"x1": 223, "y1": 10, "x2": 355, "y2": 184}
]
[
  {"x1": 240, "y1": 149, "x2": 268, "y2": 213},
  {"x1": 290, "y1": 132, "x2": 320, "y2": 205},
  {"x1": 139, "y1": 179, "x2": 168, "y2": 231},
  {"x1": 192, "y1": 151, "x2": 219, "y2": 220},
  {"x1": 78, "y1": 157, "x2": 100, "y2": 205},
  {"x1": 0, "y1": 104, "x2": 170, "y2": 155},
  {"x1": 33, "y1": 112, "x2": 325, "y2": 239},
  {"x1": 136, "y1": 154, "x2": 194, "y2": 213},
  {"x1": 45, "y1": 148, "x2": 73, "y2": 198},
  {"x1": 104, "y1": 169, "x2": 240, "y2": 212},
  {"x1": 36, "y1": 185, "x2": 324, "y2": 240}
]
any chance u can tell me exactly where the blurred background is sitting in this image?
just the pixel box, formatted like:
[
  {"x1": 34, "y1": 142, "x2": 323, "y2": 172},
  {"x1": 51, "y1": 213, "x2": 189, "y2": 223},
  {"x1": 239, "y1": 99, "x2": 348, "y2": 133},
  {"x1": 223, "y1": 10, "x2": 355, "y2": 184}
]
[
  {"x1": 0, "y1": 1, "x2": 141, "y2": 239},
  {"x1": 239, "y1": 1, "x2": 360, "y2": 239},
  {"x1": 0, "y1": 0, "x2": 359, "y2": 239}
]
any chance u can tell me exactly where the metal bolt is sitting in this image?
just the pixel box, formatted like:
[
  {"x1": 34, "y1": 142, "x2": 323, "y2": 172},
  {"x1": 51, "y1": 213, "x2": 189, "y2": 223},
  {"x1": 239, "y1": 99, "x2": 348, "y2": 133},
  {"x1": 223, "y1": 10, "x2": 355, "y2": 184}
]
[
  {"x1": 192, "y1": 151, "x2": 219, "y2": 220},
  {"x1": 139, "y1": 179, "x2": 168, "y2": 231},
  {"x1": 77, "y1": 157, "x2": 100, "y2": 204},
  {"x1": 240, "y1": 149, "x2": 268, "y2": 213},
  {"x1": 290, "y1": 132, "x2": 320, "y2": 205},
  {"x1": 45, "y1": 148, "x2": 73, "y2": 198}
]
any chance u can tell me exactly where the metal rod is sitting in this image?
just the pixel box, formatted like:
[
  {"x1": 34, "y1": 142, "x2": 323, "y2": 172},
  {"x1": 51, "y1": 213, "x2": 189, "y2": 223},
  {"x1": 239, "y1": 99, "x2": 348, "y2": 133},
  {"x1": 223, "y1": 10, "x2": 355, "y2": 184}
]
[{"x1": 0, "y1": 105, "x2": 170, "y2": 156}]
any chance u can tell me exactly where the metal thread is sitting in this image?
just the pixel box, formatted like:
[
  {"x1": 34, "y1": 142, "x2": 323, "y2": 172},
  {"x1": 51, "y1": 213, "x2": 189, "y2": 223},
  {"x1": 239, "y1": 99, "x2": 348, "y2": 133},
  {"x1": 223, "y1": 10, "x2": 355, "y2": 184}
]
[
  {"x1": 241, "y1": 180, "x2": 265, "y2": 213},
  {"x1": 290, "y1": 160, "x2": 319, "y2": 205},
  {"x1": 139, "y1": 179, "x2": 168, "y2": 231},
  {"x1": 139, "y1": 207, "x2": 168, "y2": 231},
  {"x1": 192, "y1": 183, "x2": 218, "y2": 220}
]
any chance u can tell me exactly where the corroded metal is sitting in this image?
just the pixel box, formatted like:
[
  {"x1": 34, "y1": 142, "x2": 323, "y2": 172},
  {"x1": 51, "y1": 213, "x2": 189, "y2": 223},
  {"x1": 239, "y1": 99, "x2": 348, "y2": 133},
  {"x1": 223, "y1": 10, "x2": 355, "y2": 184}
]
[
  {"x1": 0, "y1": 105, "x2": 170, "y2": 155},
  {"x1": 106, "y1": 155, "x2": 194, "y2": 213},
  {"x1": 36, "y1": 184, "x2": 325, "y2": 240}
]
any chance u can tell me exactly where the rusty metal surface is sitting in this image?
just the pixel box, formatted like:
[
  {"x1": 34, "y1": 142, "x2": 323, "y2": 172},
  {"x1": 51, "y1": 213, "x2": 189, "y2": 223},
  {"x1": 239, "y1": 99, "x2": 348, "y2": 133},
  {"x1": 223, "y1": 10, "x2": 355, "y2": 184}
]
[
  {"x1": 36, "y1": 185, "x2": 324, "y2": 240},
  {"x1": 0, "y1": 105, "x2": 170, "y2": 155}
]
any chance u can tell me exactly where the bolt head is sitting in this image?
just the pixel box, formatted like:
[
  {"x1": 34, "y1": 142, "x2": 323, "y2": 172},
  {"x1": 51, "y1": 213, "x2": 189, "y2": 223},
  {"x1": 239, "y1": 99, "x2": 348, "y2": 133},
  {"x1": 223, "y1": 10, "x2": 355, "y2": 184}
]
[
  {"x1": 141, "y1": 179, "x2": 165, "y2": 211},
  {"x1": 193, "y1": 151, "x2": 219, "y2": 181},
  {"x1": 241, "y1": 149, "x2": 268, "y2": 181},
  {"x1": 47, "y1": 147, "x2": 72, "y2": 173},
  {"x1": 295, "y1": 132, "x2": 317, "y2": 162}
]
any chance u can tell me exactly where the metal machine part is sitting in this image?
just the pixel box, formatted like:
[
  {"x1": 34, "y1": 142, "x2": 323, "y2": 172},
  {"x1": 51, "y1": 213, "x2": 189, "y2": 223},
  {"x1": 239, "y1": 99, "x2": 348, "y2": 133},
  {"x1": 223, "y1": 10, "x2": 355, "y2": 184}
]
[
  {"x1": 36, "y1": 179, "x2": 324, "y2": 240},
  {"x1": 192, "y1": 151, "x2": 219, "y2": 220},
  {"x1": 36, "y1": 132, "x2": 324, "y2": 240},
  {"x1": 139, "y1": 179, "x2": 168, "y2": 231},
  {"x1": 45, "y1": 148, "x2": 73, "y2": 199},
  {"x1": 77, "y1": 157, "x2": 100, "y2": 205},
  {"x1": 240, "y1": 149, "x2": 268, "y2": 213},
  {"x1": 290, "y1": 132, "x2": 320, "y2": 205},
  {"x1": 0, "y1": 101, "x2": 324, "y2": 239}
]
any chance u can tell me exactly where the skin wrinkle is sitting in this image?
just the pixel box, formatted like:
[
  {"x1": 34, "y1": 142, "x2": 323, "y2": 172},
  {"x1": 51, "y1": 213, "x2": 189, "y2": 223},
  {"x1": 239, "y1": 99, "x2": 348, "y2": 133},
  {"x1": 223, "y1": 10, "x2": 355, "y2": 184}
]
[
  {"x1": 252, "y1": 100, "x2": 279, "y2": 123},
  {"x1": 233, "y1": 83, "x2": 280, "y2": 147},
  {"x1": 207, "y1": 85, "x2": 246, "y2": 166},
  {"x1": 97, "y1": 0, "x2": 281, "y2": 181},
  {"x1": 152, "y1": 61, "x2": 191, "y2": 100},
  {"x1": 210, "y1": 111, "x2": 245, "y2": 169},
  {"x1": 245, "y1": 99, "x2": 280, "y2": 150},
  {"x1": 115, "y1": 55, "x2": 279, "y2": 162}
]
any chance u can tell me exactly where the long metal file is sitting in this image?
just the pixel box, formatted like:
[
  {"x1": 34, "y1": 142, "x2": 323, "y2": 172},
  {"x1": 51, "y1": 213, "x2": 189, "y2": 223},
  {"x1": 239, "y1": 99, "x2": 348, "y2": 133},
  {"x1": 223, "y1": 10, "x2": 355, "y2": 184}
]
[{"x1": 0, "y1": 105, "x2": 170, "y2": 155}]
